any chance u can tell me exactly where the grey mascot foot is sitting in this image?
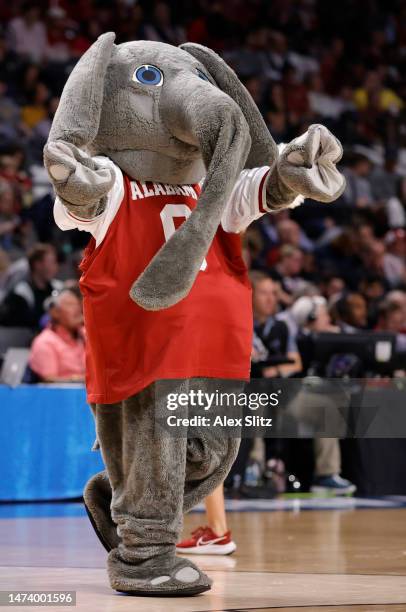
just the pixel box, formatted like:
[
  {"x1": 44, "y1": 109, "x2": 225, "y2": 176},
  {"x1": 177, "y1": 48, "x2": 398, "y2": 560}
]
[
  {"x1": 84, "y1": 473, "x2": 211, "y2": 596},
  {"x1": 108, "y1": 550, "x2": 212, "y2": 597},
  {"x1": 83, "y1": 471, "x2": 119, "y2": 551}
]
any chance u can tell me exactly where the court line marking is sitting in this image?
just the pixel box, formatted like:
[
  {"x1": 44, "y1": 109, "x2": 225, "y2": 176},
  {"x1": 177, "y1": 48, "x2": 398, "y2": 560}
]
[
  {"x1": 236, "y1": 604, "x2": 406, "y2": 610},
  {"x1": 1, "y1": 565, "x2": 406, "y2": 579},
  {"x1": 2, "y1": 496, "x2": 406, "y2": 519},
  {"x1": 195, "y1": 604, "x2": 406, "y2": 611},
  {"x1": 2, "y1": 566, "x2": 406, "y2": 584}
]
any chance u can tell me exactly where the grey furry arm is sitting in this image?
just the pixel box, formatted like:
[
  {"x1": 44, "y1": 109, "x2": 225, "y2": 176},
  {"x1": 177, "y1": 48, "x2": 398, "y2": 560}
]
[
  {"x1": 265, "y1": 158, "x2": 299, "y2": 211},
  {"x1": 44, "y1": 141, "x2": 115, "y2": 219},
  {"x1": 264, "y1": 124, "x2": 346, "y2": 211}
]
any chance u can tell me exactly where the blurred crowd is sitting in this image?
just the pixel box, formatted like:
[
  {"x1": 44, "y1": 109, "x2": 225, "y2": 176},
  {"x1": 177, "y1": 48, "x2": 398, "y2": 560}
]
[{"x1": 0, "y1": 0, "x2": 405, "y2": 384}]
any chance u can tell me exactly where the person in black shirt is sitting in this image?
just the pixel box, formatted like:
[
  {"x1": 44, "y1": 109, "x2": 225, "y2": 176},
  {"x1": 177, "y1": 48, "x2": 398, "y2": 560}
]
[
  {"x1": 250, "y1": 270, "x2": 302, "y2": 377},
  {"x1": 0, "y1": 243, "x2": 62, "y2": 328},
  {"x1": 289, "y1": 295, "x2": 356, "y2": 495},
  {"x1": 268, "y1": 245, "x2": 305, "y2": 307},
  {"x1": 249, "y1": 270, "x2": 302, "y2": 491}
]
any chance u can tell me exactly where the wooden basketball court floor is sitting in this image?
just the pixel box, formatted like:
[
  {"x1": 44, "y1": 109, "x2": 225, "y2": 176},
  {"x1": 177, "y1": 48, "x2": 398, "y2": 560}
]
[{"x1": 1, "y1": 498, "x2": 406, "y2": 611}]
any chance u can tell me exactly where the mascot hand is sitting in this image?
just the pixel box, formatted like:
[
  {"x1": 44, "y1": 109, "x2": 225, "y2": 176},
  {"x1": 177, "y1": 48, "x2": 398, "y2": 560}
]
[
  {"x1": 44, "y1": 141, "x2": 115, "y2": 209},
  {"x1": 277, "y1": 124, "x2": 346, "y2": 203}
]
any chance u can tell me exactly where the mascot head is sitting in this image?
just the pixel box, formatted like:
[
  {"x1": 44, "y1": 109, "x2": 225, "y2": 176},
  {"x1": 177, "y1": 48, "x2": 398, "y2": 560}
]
[
  {"x1": 48, "y1": 33, "x2": 278, "y2": 309},
  {"x1": 49, "y1": 33, "x2": 276, "y2": 182}
]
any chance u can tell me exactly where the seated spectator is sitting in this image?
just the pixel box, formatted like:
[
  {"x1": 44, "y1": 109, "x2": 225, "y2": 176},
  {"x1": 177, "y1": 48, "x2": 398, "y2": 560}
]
[
  {"x1": 288, "y1": 295, "x2": 356, "y2": 495},
  {"x1": 0, "y1": 248, "x2": 28, "y2": 302},
  {"x1": 244, "y1": 75, "x2": 267, "y2": 114},
  {"x1": 386, "y1": 290, "x2": 406, "y2": 331},
  {"x1": 385, "y1": 228, "x2": 406, "y2": 262},
  {"x1": 45, "y1": 7, "x2": 72, "y2": 64},
  {"x1": 291, "y1": 295, "x2": 338, "y2": 371},
  {"x1": 331, "y1": 292, "x2": 368, "y2": 332},
  {"x1": 315, "y1": 218, "x2": 343, "y2": 249},
  {"x1": 269, "y1": 244, "x2": 305, "y2": 305},
  {"x1": 354, "y1": 70, "x2": 403, "y2": 114},
  {"x1": 27, "y1": 97, "x2": 59, "y2": 165},
  {"x1": 144, "y1": 2, "x2": 185, "y2": 46},
  {"x1": 267, "y1": 31, "x2": 290, "y2": 82},
  {"x1": 6, "y1": 4, "x2": 47, "y2": 63},
  {"x1": 0, "y1": 243, "x2": 61, "y2": 328},
  {"x1": 291, "y1": 294, "x2": 357, "y2": 376},
  {"x1": 306, "y1": 72, "x2": 354, "y2": 119},
  {"x1": 322, "y1": 276, "x2": 346, "y2": 300},
  {"x1": 0, "y1": 179, "x2": 21, "y2": 256},
  {"x1": 356, "y1": 222, "x2": 376, "y2": 248},
  {"x1": 29, "y1": 288, "x2": 85, "y2": 382},
  {"x1": 370, "y1": 155, "x2": 406, "y2": 228},
  {"x1": 234, "y1": 271, "x2": 302, "y2": 495},
  {"x1": 0, "y1": 142, "x2": 32, "y2": 210},
  {"x1": 360, "y1": 239, "x2": 405, "y2": 288},
  {"x1": 224, "y1": 27, "x2": 273, "y2": 79},
  {"x1": 282, "y1": 64, "x2": 310, "y2": 121},
  {"x1": 342, "y1": 153, "x2": 374, "y2": 208},
  {"x1": 358, "y1": 274, "x2": 387, "y2": 327},
  {"x1": 0, "y1": 81, "x2": 22, "y2": 141},
  {"x1": 375, "y1": 300, "x2": 406, "y2": 352},
  {"x1": 119, "y1": 4, "x2": 147, "y2": 42},
  {"x1": 275, "y1": 219, "x2": 314, "y2": 252},
  {"x1": 266, "y1": 110, "x2": 290, "y2": 143},
  {"x1": 21, "y1": 82, "x2": 49, "y2": 131},
  {"x1": 250, "y1": 270, "x2": 302, "y2": 378},
  {"x1": 0, "y1": 247, "x2": 9, "y2": 301},
  {"x1": 15, "y1": 64, "x2": 41, "y2": 107}
]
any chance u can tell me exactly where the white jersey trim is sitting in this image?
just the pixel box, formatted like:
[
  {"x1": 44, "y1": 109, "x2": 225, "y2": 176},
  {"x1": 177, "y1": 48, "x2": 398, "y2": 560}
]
[
  {"x1": 53, "y1": 154, "x2": 304, "y2": 244},
  {"x1": 53, "y1": 156, "x2": 124, "y2": 247},
  {"x1": 220, "y1": 166, "x2": 270, "y2": 233}
]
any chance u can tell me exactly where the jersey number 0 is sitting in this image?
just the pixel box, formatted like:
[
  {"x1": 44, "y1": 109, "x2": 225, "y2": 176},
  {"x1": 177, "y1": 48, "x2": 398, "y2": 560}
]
[{"x1": 160, "y1": 204, "x2": 208, "y2": 271}]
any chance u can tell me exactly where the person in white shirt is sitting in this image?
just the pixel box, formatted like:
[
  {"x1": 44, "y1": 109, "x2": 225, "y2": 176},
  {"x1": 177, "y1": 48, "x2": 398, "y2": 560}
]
[{"x1": 7, "y1": 4, "x2": 47, "y2": 63}]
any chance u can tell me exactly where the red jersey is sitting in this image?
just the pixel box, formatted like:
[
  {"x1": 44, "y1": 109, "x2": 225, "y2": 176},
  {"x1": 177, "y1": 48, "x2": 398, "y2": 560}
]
[
  {"x1": 54, "y1": 159, "x2": 272, "y2": 404},
  {"x1": 78, "y1": 176, "x2": 253, "y2": 403}
]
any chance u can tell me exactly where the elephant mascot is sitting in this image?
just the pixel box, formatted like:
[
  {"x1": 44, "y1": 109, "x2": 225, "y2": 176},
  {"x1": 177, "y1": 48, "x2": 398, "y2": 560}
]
[{"x1": 44, "y1": 32, "x2": 345, "y2": 596}]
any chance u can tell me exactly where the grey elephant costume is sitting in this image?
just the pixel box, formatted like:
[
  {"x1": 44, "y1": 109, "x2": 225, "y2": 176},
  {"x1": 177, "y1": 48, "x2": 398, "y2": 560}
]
[{"x1": 44, "y1": 32, "x2": 345, "y2": 597}]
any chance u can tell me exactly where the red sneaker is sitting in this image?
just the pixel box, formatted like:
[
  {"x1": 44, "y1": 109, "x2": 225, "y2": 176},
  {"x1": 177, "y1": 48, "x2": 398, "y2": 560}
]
[{"x1": 176, "y1": 526, "x2": 237, "y2": 555}]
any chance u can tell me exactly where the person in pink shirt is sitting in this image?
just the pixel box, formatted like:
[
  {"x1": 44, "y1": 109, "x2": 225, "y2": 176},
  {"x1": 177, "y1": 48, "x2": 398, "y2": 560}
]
[{"x1": 29, "y1": 288, "x2": 85, "y2": 382}]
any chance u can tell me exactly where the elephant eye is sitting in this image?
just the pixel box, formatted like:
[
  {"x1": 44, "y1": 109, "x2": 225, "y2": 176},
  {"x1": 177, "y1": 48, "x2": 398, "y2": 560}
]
[
  {"x1": 133, "y1": 65, "x2": 163, "y2": 87},
  {"x1": 196, "y1": 68, "x2": 210, "y2": 82}
]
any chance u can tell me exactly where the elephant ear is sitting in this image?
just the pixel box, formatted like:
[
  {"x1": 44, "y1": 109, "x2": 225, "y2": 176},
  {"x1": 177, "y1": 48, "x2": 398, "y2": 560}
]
[
  {"x1": 180, "y1": 42, "x2": 278, "y2": 169},
  {"x1": 48, "y1": 32, "x2": 116, "y2": 146}
]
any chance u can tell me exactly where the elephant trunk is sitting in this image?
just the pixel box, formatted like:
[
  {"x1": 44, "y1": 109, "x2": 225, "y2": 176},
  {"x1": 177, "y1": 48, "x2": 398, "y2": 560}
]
[{"x1": 129, "y1": 84, "x2": 251, "y2": 311}]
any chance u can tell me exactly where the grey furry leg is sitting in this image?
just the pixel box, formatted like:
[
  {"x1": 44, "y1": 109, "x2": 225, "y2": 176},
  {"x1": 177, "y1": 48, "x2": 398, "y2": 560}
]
[
  {"x1": 83, "y1": 377, "x2": 241, "y2": 591},
  {"x1": 83, "y1": 402, "x2": 119, "y2": 551},
  {"x1": 184, "y1": 436, "x2": 240, "y2": 513},
  {"x1": 83, "y1": 433, "x2": 240, "y2": 549},
  {"x1": 83, "y1": 438, "x2": 240, "y2": 546},
  {"x1": 182, "y1": 378, "x2": 242, "y2": 512},
  {"x1": 94, "y1": 385, "x2": 211, "y2": 596},
  {"x1": 83, "y1": 470, "x2": 119, "y2": 551}
]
